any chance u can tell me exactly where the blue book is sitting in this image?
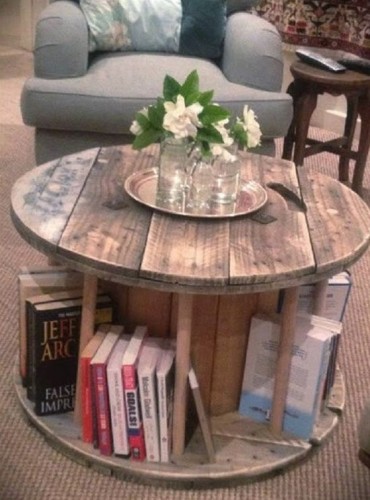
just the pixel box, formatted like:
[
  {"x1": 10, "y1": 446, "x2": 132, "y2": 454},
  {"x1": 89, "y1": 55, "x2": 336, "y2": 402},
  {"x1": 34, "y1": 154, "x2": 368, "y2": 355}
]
[{"x1": 239, "y1": 314, "x2": 341, "y2": 440}]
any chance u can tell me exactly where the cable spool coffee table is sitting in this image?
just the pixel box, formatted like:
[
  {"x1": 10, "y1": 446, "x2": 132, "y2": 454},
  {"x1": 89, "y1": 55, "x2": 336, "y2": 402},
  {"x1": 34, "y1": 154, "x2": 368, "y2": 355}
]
[{"x1": 10, "y1": 145, "x2": 370, "y2": 486}]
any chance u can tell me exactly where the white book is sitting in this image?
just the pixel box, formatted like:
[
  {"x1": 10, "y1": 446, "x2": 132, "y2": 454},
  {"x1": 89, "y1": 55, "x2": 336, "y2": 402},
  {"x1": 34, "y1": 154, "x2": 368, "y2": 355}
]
[
  {"x1": 107, "y1": 328, "x2": 130, "y2": 456},
  {"x1": 278, "y1": 271, "x2": 352, "y2": 321},
  {"x1": 137, "y1": 337, "x2": 164, "y2": 462},
  {"x1": 239, "y1": 314, "x2": 340, "y2": 439},
  {"x1": 156, "y1": 339, "x2": 176, "y2": 462}
]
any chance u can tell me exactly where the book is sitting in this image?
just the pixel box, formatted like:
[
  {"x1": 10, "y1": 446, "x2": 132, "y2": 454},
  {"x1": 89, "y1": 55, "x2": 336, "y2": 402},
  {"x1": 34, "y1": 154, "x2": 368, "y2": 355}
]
[
  {"x1": 121, "y1": 325, "x2": 148, "y2": 461},
  {"x1": 156, "y1": 339, "x2": 176, "y2": 463},
  {"x1": 90, "y1": 325, "x2": 122, "y2": 455},
  {"x1": 80, "y1": 325, "x2": 109, "y2": 444},
  {"x1": 106, "y1": 331, "x2": 131, "y2": 456},
  {"x1": 26, "y1": 292, "x2": 113, "y2": 416},
  {"x1": 238, "y1": 313, "x2": 340, "y2": 439},
  {"x1": 18, "y1": 266, "x2": 83, "y2": 385},
  {"x1": 278, "y1": 271, "x2": 352, "y2": 321},
  {"x1": 137, "y1": 337, "x2": 163, "y2": 462}
]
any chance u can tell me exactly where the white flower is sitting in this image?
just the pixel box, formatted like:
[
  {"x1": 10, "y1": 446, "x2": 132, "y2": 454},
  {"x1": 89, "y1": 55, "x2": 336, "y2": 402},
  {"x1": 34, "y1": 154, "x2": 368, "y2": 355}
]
[
  {"x1": 210, "y1": 143, "x2": 237, "y2": 162},
  {"x1": 129, "y1": 107, "x2": 148, "y2": 135},
  {"x1": 242, "y1": 106, "x2": 262, "y2": 148},
  {"x1": 163, "y1": 95, "x2": 203, "y2": 139}
]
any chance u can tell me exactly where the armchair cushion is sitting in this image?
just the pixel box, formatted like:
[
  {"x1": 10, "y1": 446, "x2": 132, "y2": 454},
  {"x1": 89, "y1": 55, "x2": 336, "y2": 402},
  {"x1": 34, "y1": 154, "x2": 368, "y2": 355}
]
[{"x1": 80, "y1": 0, "x2": 226, "y2": 59}]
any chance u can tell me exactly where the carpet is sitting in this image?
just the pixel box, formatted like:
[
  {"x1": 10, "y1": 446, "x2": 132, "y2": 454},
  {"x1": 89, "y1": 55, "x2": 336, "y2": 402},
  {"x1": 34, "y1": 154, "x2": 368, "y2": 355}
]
[{"x1": 1, "y1": 46, "x2": 370, "y2": 500}]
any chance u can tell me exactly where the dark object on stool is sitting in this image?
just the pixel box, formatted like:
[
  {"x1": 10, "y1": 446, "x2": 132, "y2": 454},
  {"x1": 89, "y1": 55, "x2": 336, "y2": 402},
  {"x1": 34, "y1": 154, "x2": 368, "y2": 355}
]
[
  {"x1": 282, "y1": 61, "x2": 370, "y2": 197},
  {"x1": 339, "y1": 57, "x2": 370, "y2": 76}
]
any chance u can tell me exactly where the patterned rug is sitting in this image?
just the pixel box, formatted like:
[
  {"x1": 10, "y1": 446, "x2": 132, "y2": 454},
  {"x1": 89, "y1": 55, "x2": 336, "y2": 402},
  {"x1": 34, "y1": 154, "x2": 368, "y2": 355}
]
[{"x1": 257, "y1": 0, "x2": 370, "y2": 58}]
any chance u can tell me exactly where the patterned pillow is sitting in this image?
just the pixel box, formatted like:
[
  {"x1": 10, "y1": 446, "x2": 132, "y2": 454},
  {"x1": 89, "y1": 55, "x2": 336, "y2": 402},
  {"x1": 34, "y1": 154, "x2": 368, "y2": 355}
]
[{"x1": 79, "y1": 0, "x2": 226, "y2": 59}]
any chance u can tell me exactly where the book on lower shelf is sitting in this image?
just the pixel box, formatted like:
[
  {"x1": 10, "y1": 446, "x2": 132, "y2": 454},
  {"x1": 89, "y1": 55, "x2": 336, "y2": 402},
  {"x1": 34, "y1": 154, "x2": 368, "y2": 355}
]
[
  {"x1": 137, "y1": 337, "x2": 164, "y2": 462},
  {"x1": 26, "y1": 291, "x2": 114, "y2": 416},
  {"x1": 90, "y1": 325, "x2": 123, "y2": 456},
  {"x1": 106, "y1": 331, "x2": 131, "y2": 456},
  {"x1": 238, "y1": 313, "x2": 342, "y2": 440},
  {"x1": 156, "y1": 339, "x2": 176, "y2": 463},
  {"x1": 18, "y1": 265, "x2": 84, "y2": 386},
  {"x1": 80, "y1": 325, "x2": 109, "y2": 444},
  {"x1": 121, "y1": 325, "x2": 148, "y2": 461},
  {"x1": 278, "y1": 271, "x2": 352, "y2": 321}
]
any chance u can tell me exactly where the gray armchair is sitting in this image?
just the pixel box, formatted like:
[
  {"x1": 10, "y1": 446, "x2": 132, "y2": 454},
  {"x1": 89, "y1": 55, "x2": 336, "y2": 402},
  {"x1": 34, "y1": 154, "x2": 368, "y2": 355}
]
[{"x1": 21, "y1": 0, "x2": 292, "y2": 165}]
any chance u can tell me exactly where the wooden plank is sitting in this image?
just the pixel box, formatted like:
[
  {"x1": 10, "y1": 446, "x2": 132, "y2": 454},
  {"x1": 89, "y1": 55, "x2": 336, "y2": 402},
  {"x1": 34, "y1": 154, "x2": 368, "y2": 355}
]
[
  {"x1": 10, "y1": 149, "x2": 99, "y2": 249},
  {"x1": 58, "y1": 147, "x2": 153, "y2": 276},
  {"x1": 172, "y1": 294, "x2": 193, "y2": 458},
  {"x1": 190, "y1": 295, "x2": 219, "y2": 410},
  {"x1": 298, "y1": 169, "x2": 370, "y2": 274},
  {"x1": 210, "y1": 294, "x2": 258, "y2": 416},
  {"x1": 140, "y1": 214, "x2": 230, "y2": 286},
  {"x1": 230, "y1": 154, "x2": 314, "y2": 287},
  {"x1": 125, "y1": 287, "x2": 172, "y2": 337}
]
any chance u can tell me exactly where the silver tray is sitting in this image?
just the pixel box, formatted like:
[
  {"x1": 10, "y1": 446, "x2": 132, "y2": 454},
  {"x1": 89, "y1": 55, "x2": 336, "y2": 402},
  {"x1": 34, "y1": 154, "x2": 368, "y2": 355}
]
[{"x1": 124, "y1": 168, "x2": 268, "y2": 219}]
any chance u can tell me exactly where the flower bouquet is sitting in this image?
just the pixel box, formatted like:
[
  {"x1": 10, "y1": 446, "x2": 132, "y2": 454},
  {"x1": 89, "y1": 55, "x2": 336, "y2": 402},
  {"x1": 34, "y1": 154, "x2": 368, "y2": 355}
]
[{"x1": 130, "y1": 70, "x2": 262, "y2": 209}]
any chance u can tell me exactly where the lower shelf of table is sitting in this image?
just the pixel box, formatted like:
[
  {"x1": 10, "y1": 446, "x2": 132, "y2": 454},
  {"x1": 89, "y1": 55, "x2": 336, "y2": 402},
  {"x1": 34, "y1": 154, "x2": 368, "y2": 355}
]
[{"x1": 14, "y1": 369, "x2": 345, "y2": 487}]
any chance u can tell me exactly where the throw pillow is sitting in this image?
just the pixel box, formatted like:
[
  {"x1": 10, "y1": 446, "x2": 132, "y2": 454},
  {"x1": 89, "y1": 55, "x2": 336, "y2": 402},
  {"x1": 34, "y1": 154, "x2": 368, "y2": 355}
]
[{"x1": 80, "y1": 0, "x2": 226, "y2": 59}]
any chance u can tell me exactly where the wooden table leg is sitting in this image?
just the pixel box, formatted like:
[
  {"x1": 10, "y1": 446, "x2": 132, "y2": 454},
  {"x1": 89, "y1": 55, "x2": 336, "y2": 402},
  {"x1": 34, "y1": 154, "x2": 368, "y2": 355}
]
[
  {"x1": 172, "y1": 293, "x2": 193, "y2": 459},
  {"x1": 74, "y1": 274, "x2": 98, "y2": 424},
  {"x1": 338, "y1": 95, "x2": 358, "y2": 183},
  {"x1": 352, "y1": 92, "x2": 370, "y2": 197},
  {"x1": 270, "y1": 286, "x2": 299, "y2": 435}
]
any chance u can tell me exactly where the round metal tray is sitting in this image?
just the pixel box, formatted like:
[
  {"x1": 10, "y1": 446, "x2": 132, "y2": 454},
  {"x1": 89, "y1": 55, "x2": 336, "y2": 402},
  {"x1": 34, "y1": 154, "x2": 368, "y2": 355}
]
[{"x1": 124, "y1": 169, "x2": 268, "y2": 219}]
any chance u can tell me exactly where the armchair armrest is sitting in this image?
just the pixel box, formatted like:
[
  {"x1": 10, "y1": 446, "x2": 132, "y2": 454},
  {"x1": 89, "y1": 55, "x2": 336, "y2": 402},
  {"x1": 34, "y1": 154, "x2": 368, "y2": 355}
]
[
  {"x1": 222, "y1": 13, "x2": 284, "y2": 92},
  {"x1": 34, "y1": 1, "x2": 89, "y2": 79}
]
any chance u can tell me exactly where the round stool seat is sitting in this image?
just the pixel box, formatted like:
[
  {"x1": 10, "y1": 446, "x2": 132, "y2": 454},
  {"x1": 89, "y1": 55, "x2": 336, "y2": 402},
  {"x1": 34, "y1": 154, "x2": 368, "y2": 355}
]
[{"x1": 283, "y1": 61, "x2": 370, "y2": 197}]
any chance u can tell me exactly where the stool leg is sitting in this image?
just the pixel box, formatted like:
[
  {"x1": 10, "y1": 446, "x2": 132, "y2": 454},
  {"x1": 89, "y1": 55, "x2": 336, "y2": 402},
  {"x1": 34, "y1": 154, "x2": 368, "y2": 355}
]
[
  {"x1": 352, "y1": 92, "x2": 370, "y2": 197},
  {"x1": 282, "y1": 81, "x2": 297, "y2": 160},
  {"x1": 338, "y1": 96, "x2": 358, "y2": 183},
  {"x1": 293, "y1": 91, "x2": 318, "y2": 166}
]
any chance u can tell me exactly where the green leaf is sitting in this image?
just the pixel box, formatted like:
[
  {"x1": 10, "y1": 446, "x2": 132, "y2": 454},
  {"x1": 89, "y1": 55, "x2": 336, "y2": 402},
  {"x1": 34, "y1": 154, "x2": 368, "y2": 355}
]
[
  {"x1": 132, "y1": 129, "x2": 162, "y2": 150},
  {"x1": 199, "y1": 104, "x2": 230, "y2": 125},
  {"x1": 180, "y1": 70, "x2": 199, "y2": 101},
  {"x1": 198, "y1": 90, "x2": 214, "y2": 107},
  {"x1": 136, "y1": 112, "x2": 150, "y2": 129},
  {"x1": 197, "y1": 125, "x2": 223, "y2": 144},
  {"x1": 163, "y1": 75, "x2": 181, "y2": 101},
  {"x1": 147, "y1": 102, "x2": 165, "y2": 129}
]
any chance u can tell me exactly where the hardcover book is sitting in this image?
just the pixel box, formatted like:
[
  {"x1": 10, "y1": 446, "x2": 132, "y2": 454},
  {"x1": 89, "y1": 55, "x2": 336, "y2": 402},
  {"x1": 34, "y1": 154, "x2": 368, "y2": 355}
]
[
  {"x1": 106, "y1": 331, "x2": 131, "y2": 456},
  {"x1": 121, "y1": 325, "x2": 148, "y2": 461},
  {"x1": 18, "y1": 267, "x2": 83, "y2": 385},
  {"x1": 156, "y1": 339, "x2": 176, "y2": 463},
  {"x1": 137, "y1": 337, "x2": 163, "y2": 462},
  {"x1": 26, "y1": 292, "x2": 113, "y2": 416},
  {"x1": 80, "y1": 325, "x2": 109, "y2": 444},
  {"x1": 239, "y1": 313, "x2": 340, "y2": 439},
  {"x1": 278, "y1": 271, "x2": 352, "y2": 321},
  {"x1": 90, "y1": 325, "x2": 122, "y2": 455}
]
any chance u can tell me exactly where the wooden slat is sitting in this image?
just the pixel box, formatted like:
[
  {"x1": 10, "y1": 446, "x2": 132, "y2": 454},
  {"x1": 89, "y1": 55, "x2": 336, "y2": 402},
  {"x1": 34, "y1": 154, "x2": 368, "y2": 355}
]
[
  {"x1": 140, "y1": 214, "x2": 230, "y2": 286},
  {"x1": 298, "y1": 169, "x2": 370, "y2": 273},
  {"x1": 190, "y1": 295, "x2": 219, "y2": 410},
  {"x1": 210, "y1": 294, "x2": 258, "y2": 416},
  {"x1": 10, "y1": 149, "x2": 99, "y2": 249},
  {"x1": 230, "y1": 154, "x2": 314, "y2": 287},
  {"x1": 58, "y1": 147, "x2": 153, "y2": 276},
  {"x1": 125, "y1": 287, "x2": 172, "y2": 337}
]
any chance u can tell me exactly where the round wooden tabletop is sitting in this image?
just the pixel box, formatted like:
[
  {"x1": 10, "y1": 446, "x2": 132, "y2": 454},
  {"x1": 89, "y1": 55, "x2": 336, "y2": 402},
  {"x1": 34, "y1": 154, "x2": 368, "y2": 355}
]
[{"x1": 10, "y1": 145, "x2": 370, "y2": 295}]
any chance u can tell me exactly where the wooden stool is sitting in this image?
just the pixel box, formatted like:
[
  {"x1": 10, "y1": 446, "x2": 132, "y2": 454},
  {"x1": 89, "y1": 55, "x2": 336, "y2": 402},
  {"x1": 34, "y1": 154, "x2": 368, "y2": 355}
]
[{"x1": 282, "y1": 61, "x2": 370, "y2": 197}]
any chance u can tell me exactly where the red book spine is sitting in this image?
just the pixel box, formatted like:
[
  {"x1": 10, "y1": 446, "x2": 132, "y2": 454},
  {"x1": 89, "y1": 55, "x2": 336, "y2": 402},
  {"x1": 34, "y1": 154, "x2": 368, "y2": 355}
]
[
  {"x1": 92, "y1": 363, "x2": 113, "y2": 456},
  {"x1": 81, "y1": 356, "x2": 94, "y2": 443},
  {"x1": 122, "y1": 364, "x2": 146, "y2": 461}
]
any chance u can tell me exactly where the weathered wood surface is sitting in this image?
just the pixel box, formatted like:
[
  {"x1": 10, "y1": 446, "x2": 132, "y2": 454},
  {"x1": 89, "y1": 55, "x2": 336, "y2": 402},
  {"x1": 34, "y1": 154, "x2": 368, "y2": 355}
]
[{"x1": 11, "y1": 145, "x2": 370, "y2": 294}]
